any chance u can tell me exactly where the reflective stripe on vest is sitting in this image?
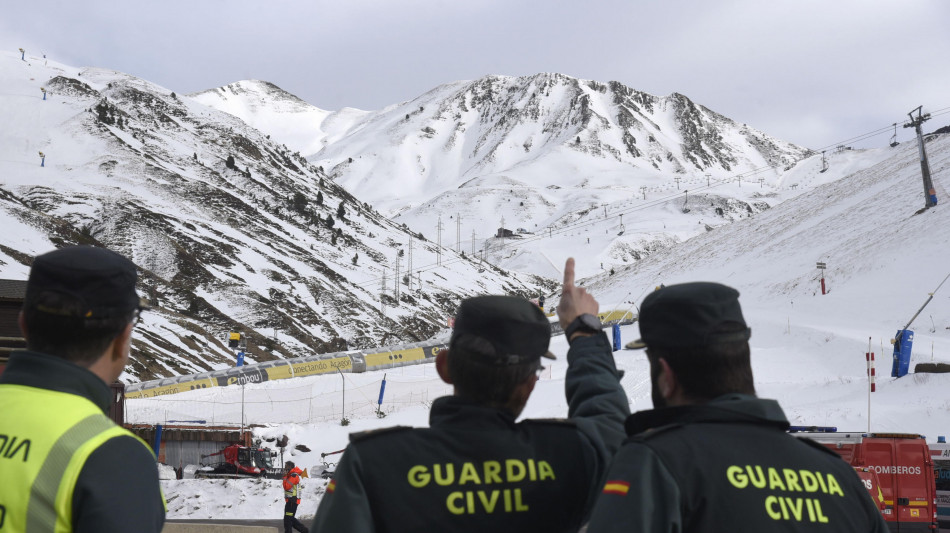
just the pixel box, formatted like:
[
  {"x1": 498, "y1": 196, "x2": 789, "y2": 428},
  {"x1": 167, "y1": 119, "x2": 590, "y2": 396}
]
[
  {"x1": 0, "y1": 384, "x2": 155, "y2": 533},
  {"x1": 28, "y1": 414, "x2": 118, "y2": 532},
  {"x1": 285, "y1": 481, "x2": 299, "y2": 499}
]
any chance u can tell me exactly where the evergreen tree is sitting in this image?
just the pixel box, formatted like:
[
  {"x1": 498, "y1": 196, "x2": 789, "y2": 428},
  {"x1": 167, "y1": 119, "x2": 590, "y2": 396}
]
[
  {"x1": 292, "y1": 191, "x2": 308, "y2": 214},
  {"x1": 95, "y1": 102, "x2": 112, "y2": 124},
  {"x1": 337, "y1": 201, "x2": 346, "y2": 221},
  {"x1": 325, "y1": 214, "x2": 335, "y2": 229},
  {"x1": 226, "y1": 155, "x2": 235, "y2": 169},
  {"x1": 352, "y1": 253, "x2": 358, "y2": 265},
  {"x1": 316, "y1": 191, "x2": 324, "y2": 206}
]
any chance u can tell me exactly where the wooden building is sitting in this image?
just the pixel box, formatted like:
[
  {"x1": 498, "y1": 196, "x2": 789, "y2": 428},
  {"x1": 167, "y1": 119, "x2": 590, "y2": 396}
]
[{"x1": 0, "y1": 279, "x2": 28, "y2": 374}]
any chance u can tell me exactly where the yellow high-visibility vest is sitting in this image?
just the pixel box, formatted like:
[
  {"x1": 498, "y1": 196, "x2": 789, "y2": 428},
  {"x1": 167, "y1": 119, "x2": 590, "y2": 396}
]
[{"x1": 0, "y1": 384, "x2": 157, "y2": 532}]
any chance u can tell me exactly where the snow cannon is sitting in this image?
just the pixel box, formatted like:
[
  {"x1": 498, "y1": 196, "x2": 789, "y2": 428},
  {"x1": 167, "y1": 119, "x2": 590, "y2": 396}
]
[{"x1": 891, "y1": 329, "x2": 914, "y2": 378}]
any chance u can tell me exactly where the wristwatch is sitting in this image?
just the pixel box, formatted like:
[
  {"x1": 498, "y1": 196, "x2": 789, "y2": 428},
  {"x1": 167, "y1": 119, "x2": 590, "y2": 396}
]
[{"x1": 564, "y1": 313, "x2": 602, "y2": 343}]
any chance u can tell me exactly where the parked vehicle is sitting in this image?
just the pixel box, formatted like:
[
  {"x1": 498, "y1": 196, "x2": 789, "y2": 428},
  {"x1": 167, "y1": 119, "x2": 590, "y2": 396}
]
[
  {"x1": 195, "y1": 444, "x2": 282, "y2": 479},
  {"x1": 929, "y1": 439, "x2": 950, "y2": 532},
  {"x1": 791, "y1": 428, "x2": 936, "y2": 532}
]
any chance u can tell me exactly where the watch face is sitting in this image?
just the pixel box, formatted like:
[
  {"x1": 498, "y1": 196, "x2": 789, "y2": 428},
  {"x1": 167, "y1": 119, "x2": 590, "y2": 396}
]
[{"x1": 581, "y1": 314, "x2": 601, "y2": 330}]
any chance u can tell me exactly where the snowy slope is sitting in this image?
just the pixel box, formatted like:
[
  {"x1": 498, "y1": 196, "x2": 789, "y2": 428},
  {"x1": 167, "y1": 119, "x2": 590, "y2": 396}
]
[
  {"x1": 307, "y1": 75, "x2": 810, "y2": 213},
  {"x1": 0, "y1": 51, "x2": 552, "y2": 381},
  {"x1": 195, "y1": 73, "x2": 825, "y2": 279},
  {"x1": 189, "y1": 80, "x2": 370, "y2": 157},
  {"x1": 136, "y1": 134, "x2": 950, "y2": 521}
]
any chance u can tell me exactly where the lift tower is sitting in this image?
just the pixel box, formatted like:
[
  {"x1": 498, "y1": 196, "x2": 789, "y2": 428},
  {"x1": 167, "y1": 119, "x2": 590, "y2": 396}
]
[{"x1": 903, "y1": 106, "x2": 938, "y2": 208}]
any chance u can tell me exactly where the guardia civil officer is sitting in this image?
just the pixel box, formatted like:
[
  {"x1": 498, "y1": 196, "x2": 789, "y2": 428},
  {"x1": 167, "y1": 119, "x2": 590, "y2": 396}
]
[
  {"x1": 586, "y1": 282, "x2": 888, "y2": 533},
  {"x1": 310, "y1": 257, "x2": 629, "y2": 532},
  {"x1": 0, "y1": 246, "x2": 165, "y2": 532}
]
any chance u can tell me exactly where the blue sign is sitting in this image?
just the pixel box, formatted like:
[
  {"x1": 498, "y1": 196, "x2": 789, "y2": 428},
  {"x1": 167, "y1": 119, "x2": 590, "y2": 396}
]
[
  {"x1": 237, "y1": 351, "x2": 245, "y2": 367},
  {"x1": 612, "y1": 324, "x2": 621, "y2": 352}
]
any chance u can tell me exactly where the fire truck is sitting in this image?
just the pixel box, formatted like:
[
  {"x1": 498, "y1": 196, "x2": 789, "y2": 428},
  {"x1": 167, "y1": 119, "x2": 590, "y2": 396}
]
[{"x1": 791, "y1": 428, "x2": 937, "y2": 532}]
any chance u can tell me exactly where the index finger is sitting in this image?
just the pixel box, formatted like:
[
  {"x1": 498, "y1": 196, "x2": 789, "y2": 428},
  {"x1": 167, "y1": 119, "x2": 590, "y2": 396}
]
[{"x1": 562, "y1": 257, "x2": 576, "y2": 290}]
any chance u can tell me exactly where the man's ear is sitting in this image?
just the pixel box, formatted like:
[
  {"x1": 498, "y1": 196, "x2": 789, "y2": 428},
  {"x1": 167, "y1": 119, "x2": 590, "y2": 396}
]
[
  {"x1": 435, "y1": 349, "x2": 452, "y2": 384},
  {"x1": 111, "y1": 323, "x2": 134, "y2": 362},
  {"x1": 656, "y1": 357, "x2": 677, "y2": 400}
]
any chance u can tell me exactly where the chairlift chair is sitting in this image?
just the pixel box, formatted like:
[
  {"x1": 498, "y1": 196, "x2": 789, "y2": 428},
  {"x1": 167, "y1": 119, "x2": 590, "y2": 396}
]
[{"x1": 890, "y1": 123, "x2": 899, "y2": 148}]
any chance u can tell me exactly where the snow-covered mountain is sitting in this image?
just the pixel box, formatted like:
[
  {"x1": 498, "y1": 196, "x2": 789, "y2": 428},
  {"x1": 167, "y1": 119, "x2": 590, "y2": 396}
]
[
  {"x1": 0, "y1": 51, "x2": 553, "y2": 381},
  {"x1": 189, "y1": 80, "x2": 370, "y2": 157},
  {"x1": 313, "y1": 74, "x2": 810, "y2": 208},
  {"x1": 198, "y1": 73, "x2": 818, "y2": 279}
]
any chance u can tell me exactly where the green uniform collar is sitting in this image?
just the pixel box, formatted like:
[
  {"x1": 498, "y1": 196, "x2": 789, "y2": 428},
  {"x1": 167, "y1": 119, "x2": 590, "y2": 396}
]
[
  {"x1": 0, "y1": 350, "x2": 112, "y2": 413},
  {"x1": 625, "y1": 393, "x2": 790, "y2": 436},
  {"x1": 429, "y1": 395, "x2": 520, "y2": 430}
]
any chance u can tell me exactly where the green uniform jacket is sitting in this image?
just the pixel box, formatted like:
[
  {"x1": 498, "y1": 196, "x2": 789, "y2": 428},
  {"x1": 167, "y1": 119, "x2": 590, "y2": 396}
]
[
  {"x1": 0, "y1": 350, "x2": 166, "y2": 532},
  {"x1": 310, "y1": 332, "x2": 629, "y2": 533},
  {"x1": 586, "y1": 394, "x2": 890, "y2": 533}
]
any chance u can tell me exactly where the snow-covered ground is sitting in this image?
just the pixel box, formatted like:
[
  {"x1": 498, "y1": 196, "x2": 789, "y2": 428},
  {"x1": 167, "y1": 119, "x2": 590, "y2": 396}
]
[
  {"x1": 4, "y1": 48, "x2": 948, "y2": 523},
  {"x1": 135, "y1": 133, "x2": 950, "y2": 521}
]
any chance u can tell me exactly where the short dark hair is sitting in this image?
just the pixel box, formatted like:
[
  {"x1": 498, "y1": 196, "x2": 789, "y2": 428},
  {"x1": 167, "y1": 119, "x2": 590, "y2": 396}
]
[
  {"x1": 447, "y1": 334, "x2": 539, "y2": 413},
  {"x1": 23, "y1": 290, "x2": 133, "y2": 364},
  {"x1": 646, "y1": 322, "x2": 755, "y2": 401}
]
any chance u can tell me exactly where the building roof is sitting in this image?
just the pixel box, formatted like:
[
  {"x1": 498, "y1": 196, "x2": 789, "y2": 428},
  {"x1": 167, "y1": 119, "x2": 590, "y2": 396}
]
[{"x1": 0, "y1": 279, "x2": 28, "y2": 301}]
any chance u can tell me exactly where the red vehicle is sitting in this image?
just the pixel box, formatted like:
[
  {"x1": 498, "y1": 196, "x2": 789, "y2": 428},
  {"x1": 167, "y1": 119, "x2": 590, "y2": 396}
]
[
  {"x1": 196, "y1": 444, "x2": 282, "y2": 479},
  {"x1": 854, "y1": 466, "x2": 887, "y2": 512},
  {"x1": 793, "y1": 428, "x2": 937, "y2": 532}
]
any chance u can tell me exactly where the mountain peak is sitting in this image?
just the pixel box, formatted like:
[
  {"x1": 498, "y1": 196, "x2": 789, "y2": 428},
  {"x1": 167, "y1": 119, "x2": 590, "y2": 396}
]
[{"x1": 190, "y1": 80, "x2": 318, "y2": 112}]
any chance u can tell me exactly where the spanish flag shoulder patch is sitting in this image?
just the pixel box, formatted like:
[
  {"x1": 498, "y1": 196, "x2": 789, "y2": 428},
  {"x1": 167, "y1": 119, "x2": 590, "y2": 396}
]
[
  {"x1": 602, "y1": 480, "x2": 630, "y2": 496},
  {"x1": 327, "y1": 480, "x2": 337, "y2": 493}
]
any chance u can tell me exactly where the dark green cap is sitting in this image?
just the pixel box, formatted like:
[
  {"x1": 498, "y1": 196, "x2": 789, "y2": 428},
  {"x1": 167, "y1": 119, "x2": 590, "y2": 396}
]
[
  {"x1": 25, "y1": 246, "x2": 143, "y2": 319},
  {"x1": 628, "y1": 282, "x2": 750, "y2": 350},
  {"x1": 450, "y1": 295, "x2": 555, "y2": 365}
]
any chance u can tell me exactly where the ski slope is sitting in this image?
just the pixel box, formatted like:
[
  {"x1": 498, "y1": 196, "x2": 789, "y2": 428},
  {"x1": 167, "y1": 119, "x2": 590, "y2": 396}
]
[{"x1": 134, "y1": 134, "x2": 950, "y2": 521}]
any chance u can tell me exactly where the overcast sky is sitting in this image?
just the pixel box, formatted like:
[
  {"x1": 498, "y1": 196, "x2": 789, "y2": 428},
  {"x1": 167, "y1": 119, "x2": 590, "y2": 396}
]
[{"x1": 3, "y1": 0, "x2": 949, "y2": 150}]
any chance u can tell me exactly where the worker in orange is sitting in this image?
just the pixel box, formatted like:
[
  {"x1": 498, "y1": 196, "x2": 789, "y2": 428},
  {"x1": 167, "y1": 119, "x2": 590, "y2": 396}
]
[{"x1": 283, "y1": 461, "x2": 309, "y2": 533}]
